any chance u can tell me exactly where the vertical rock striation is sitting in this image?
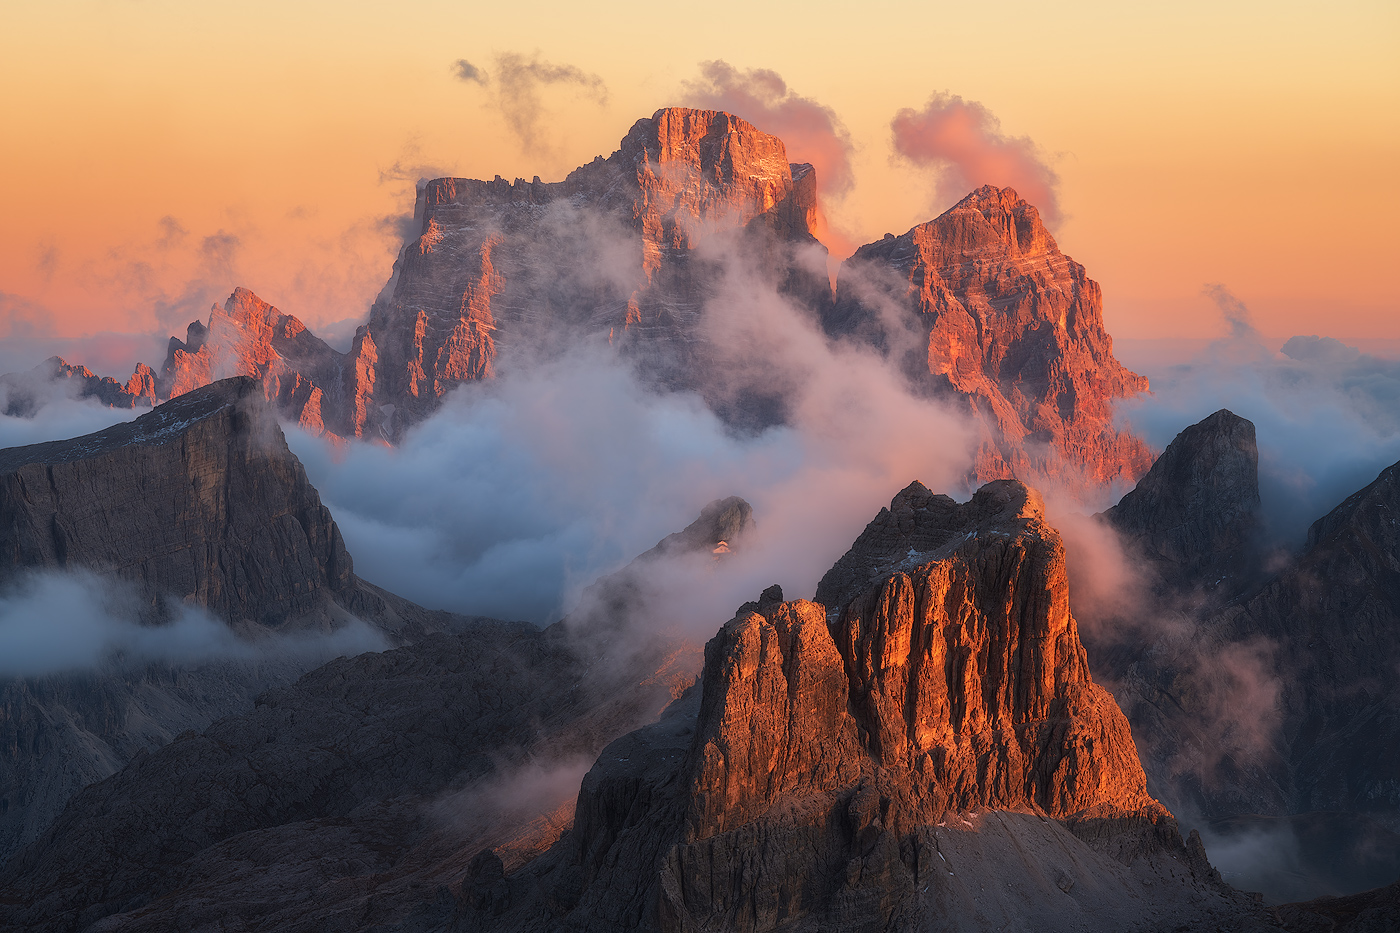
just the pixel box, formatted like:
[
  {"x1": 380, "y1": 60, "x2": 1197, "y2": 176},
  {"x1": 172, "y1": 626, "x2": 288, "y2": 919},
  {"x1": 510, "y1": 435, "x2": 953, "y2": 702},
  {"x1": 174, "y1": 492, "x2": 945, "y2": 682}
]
[
  {"x1": 358, "y1": 107, "x2": 823, "y2": 434},
  {"x1": 0, "y1": 376, "x2": 454, "y2": 866},
  {"x1": 450, "y1": 480, "x2": 1265, "y2": 932},
  {"x1": 828, "y1": 186, "x2": 1152, "y2": 489}
]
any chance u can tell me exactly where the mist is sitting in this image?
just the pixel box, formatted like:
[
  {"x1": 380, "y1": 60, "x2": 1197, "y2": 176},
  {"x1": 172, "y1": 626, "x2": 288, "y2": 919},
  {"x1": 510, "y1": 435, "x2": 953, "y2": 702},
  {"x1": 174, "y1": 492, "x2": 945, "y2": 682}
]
[
  {"x1": 290, "y1": 227, "x2": 975, "y2": 632},
  {"x1": 0, "y1": 377, "x2": 140, "y2": 448},
  {"x1": 682, "y1": 61, "x2": 854, "y2": 199},
  {"x1": 0, "y1": 570, "x2": 387, "y2": 678}
]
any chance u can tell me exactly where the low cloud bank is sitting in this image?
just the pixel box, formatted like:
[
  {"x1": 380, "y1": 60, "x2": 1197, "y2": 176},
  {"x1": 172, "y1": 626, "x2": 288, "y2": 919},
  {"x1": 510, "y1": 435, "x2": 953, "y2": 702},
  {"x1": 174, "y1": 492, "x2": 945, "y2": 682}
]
[
  {"x1": 0, "y1": 570, "x2": 386, "y2": 678},
  {"x1": 0, "y1": 377, "x2": 140, "y2": 449}
]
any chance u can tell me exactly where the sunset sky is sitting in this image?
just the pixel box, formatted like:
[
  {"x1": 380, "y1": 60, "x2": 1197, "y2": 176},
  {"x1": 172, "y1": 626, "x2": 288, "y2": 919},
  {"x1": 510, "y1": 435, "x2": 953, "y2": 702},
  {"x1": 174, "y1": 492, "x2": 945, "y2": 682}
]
[{"x1": 2, "y1": 0, "x2": 1396, "y2": 372}]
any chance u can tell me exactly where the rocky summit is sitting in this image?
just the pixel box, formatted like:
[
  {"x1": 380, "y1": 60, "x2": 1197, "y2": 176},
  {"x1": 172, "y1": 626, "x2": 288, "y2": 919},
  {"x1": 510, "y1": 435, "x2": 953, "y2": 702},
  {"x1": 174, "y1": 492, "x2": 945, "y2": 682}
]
[
  {"x1": 440, "y1": 480, "x2": 1268, "y2": 932},
  {"x1": 0, "y1": 377, "x2": 461, "y2": 867},
  {"x1": 13, "y1": 110, "x2": 1153, "y2": 492},
  {"x1": 827, "y1": 185, "x2": 1152, "y2": 488}
]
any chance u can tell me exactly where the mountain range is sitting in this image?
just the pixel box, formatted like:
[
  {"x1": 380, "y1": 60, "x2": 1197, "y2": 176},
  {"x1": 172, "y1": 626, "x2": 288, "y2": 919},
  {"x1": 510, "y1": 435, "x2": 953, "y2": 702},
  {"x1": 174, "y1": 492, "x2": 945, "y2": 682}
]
[{"x1": 0, "y1": 108, "x2": 1395, "y2": 931}]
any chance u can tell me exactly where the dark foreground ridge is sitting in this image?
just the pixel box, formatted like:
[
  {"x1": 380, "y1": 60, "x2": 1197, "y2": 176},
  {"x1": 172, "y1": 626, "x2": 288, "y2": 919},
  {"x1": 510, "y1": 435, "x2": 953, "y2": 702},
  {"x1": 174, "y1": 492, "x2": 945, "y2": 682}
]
[{"x1": 0, "y1": 378, "x2": 469, "y2": 864}]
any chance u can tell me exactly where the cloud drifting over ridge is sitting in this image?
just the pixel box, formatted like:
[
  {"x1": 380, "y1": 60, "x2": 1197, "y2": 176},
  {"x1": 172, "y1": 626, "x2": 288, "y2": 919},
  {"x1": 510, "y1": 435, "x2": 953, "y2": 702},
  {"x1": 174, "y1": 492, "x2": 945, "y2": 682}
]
[
  {"x1": 891, "y1": 92, "x2": 1061, "y2": 227},
  {"x1": 1122, "y1": 286, "x2": 1400, "y2": 546},
  {"x1": 290, "y1": 232, "x2": 975, "y2": 630},
  {"x1": 682, "y1": 61, "x2": 855, "y2": 199},
  {"x1": 454, "y1": 52, "x2": 609, "y2": 158},
  {"x1": 0, "y1": 570, "x2": 387, "y2": 677}
]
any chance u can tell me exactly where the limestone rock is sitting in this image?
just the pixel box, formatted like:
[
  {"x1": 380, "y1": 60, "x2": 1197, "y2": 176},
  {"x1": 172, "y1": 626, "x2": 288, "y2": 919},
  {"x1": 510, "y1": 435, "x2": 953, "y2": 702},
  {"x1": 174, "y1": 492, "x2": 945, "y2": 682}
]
[
  {"x1": 0, "y1": 377, "x2": 456, "y2": 866},
  {"x1": 160, "y1": 288, "x2": 350, "y2": 438},
  {"x1": 0, "y1": 623, "x2": 683, "y2": 933},
  {"x1": 1102, "y1": 408, "x2": 1261, "y2": 596},
  {"x1": 362, "y1": 108, "x2": 823, "y2": 434},
  {"x1": 453, "y1": 480, "x2": 1270, "y2": 932},
  {"x1": 828, "y1": 186, "x2": 1153, "y2": 489},
  {"x1": 0, "y1": 357, "x2": 156, "y2": 415}
]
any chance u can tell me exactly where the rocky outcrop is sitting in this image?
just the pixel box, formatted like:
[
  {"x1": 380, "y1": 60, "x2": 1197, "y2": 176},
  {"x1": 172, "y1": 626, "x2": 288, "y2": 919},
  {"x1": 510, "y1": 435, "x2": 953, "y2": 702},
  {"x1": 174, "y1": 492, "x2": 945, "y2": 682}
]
[
  {"x1": 1083, "y1": 410, "x2": 1400, "y2": 901},
  {"x1": 0, "y1": 496, "x2": 747, "y2": 931},
  {"x1": 1220, "y1": 457, "x2": 1400, "y2": 817},
  {"x1": 0, "y1": 356, "x2": 156, "y2": 415},
  {"x1": 358, "y1": 107, "x2": 824, "y2": 434},
  {"x1": 7, "y1": 123, "x2": 1154, "y2": 494},
  {"x1": 0, "y1": 376, "x2": 419, "y2": 633},
  {"x1": 0, "y1": 622, "x2": 690, "y2": 933},
  {"x1": 565, "y1": 496, "x2": 754, "y2": 642},
  {"x1": 448, "y1": 480, "x2": 1270, "y2": 932},
  {"x1": 1275, "y1": 877, "x2": 1400, "y2": 933},
  {"x1": 160, "y1": 288, "x2": 348, "y2": 437},
  {"x1": 1102, "y1": 408, "x2": 1261, "y2": 596},
  {"x1": 0, "y1": 377, "x2": 457, "y2": 865},
  {"x1": 828, "y1": 186, "x2": 1152, "y2": 489}
]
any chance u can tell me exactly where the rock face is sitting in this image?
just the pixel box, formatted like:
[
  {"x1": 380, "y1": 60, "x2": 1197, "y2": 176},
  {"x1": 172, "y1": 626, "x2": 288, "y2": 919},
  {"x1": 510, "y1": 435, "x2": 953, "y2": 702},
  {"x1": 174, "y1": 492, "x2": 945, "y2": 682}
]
[
  {"x1": 0, "y1": 356, "x2": 156, "y2": 415},
  {"x1": 357, "y1": 107, "x2": 822, "y2": 435},
  {"x1": 1083, "y1": 410, "x2": 1400, "y2": 901},
  {"x1": 568, "y1": 496, "x2": 754, "y2": 641},
  {"x1": 0, "y1": 623, "x2": 689, "y2": 933},
  {"x1": 0, "y1": 497, "x2": 745, "y2": 931},
  {"x1": 11, "y1": 118, "x2": 1154, "y2": 493},
  {"x1": 1102, "y1": 408, "x2": 1262, "y2": 596},
  {"x1": 0, "y1": 376, "x2": 415, "y2": 632},
  {"x1": 445, "y1": 480, "x2": 1269, "y2": 932},
  {"x1": 160, "y1": 288, "x2": 348, "y2": 436},
  {"x1": 0, "y1": 377, "x2": 455, "y2": 865},
  {"x1": 827, "y1": 186, "x2": 1152, "y2": 489}
]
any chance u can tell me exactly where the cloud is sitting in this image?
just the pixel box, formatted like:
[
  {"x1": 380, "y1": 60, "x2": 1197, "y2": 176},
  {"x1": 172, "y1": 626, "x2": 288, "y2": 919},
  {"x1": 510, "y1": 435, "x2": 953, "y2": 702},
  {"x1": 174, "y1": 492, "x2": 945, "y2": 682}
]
[
  {"x1": 0, "y1": 292, "x2": 48, "y2": 340},
  {"x1": 1119, "y1": 289, "x2": 1400, "y2": 547},
  {"x1": 287, "y1": 204, "x2": 975, "y2": 632},
  {"x1": 1203, "y1": 282, "x2": 1261, "y2": 342},
  {"x1": 891, "y1": 92, "x2": 1061, "y2": 227},
  {"x1": 0, "y1": 374, "x2": 140, "y2": 442},
  {"x1": 0, "y1": 570, "x2": 387, "y2": 677},
  {"x1": 376, "y1": 143, "x2": 460, "y2": 245},
  {"x1": 682, "y1": 60, "x2": 855, "y2": 199},
  {"x1": 487, "y1": 52, "x2": 608, "y2": 155},
  {"x1": 452, "y1": 59, "x2": 488, "y2": 85}
]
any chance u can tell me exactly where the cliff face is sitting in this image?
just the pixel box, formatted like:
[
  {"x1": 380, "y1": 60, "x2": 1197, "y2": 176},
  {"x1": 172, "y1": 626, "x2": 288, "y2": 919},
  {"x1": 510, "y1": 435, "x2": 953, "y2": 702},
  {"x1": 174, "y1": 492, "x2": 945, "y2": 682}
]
[
  {"x1": 0, "y1": 356, "x2": 156, "y2": 415},
  {"x1": 160, "y1": 288, "x2": 348, "y2": 437},
  {"x1": 9, "y1": 118, "x2": 1154, "y2": 493},
  {"x1": 449, "y1": 480, "x2": 1265, "y2": 932},
  {"x1": 0, "y1": 377, "x2": 355, "y2": 629},
  {"x1": 828, "y1": 186, "x2": 1152, "y2": 489},
  {"x1": 359, "y1": 107, "x2": 823, "y2": 434},
  {"x1": 0, "y1": 499, "x2": 740, "y2": 932},
  {"x1": 1102, "y1": 408, "x2": 1262, "y2": 597},
  {"x1": 0, "y1": 624, "x2": 689, "y2": 933},
  {"x1": 0, "y1": 377, "x2": 453, "y2": 866}
]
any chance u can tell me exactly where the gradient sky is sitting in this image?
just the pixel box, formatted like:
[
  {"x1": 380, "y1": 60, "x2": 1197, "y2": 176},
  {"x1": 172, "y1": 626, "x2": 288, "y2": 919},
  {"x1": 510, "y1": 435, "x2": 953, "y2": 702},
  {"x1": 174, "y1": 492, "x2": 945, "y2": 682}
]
[{"x1": 2, "y1": 0, "x2": 1396, "y2": 370}]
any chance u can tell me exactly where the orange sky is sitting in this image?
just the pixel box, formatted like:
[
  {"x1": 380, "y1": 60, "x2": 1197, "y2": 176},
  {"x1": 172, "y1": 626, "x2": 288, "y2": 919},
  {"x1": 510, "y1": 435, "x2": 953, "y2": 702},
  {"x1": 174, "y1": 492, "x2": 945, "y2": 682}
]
[{"x1": 1, "y1": 0, "x2": 1397, "y2": 368}]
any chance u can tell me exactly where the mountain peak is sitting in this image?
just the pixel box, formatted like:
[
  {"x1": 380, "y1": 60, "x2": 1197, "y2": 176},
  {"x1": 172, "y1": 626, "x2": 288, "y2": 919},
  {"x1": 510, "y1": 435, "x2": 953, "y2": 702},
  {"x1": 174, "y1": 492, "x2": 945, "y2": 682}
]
[{"x1": 1103, "y1": 407, "x2": 1260, "y2": 596}]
